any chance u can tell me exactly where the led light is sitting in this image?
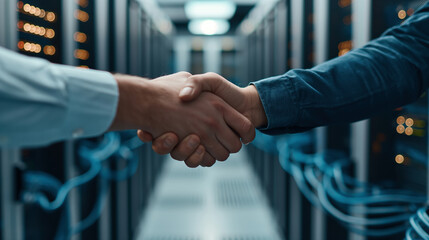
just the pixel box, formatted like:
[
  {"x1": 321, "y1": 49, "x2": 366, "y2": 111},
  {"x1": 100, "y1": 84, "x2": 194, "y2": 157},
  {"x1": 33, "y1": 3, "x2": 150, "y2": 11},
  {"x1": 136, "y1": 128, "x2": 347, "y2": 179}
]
[
  {"x1": 46, "y1": 12, "x2": 56, "y2": 22},
  {"x1": 23, "y1": 4, "x2": 30, "y2": 12},
  {"x1": 17, "y1": 41, "x2": 24, "y2": 49},
  {"x1": 74, "y1": 10, "x2": 89, "y2": 22},
  {"x1": 405, "y1": 127, "x2": 413, "y2": 136},
  {"x1": 35, "y1": 8, "x2": 41, "y2": 17},
  {"x1": 45, "y1": 29, "x2": 55, "y2": 39},
  {"x1": 395, "y1": 154, "x2": 405, "y2": 164},
  {"x1": 44, "y1": 46, "x2": 56, "y2": 56},
  {"x1": 396, "y1": 125, "x2": 405, "y2": 134},
  {"x1": 29, "y1": 6, "x2": 36, "y2": 14},
  {"x1": 35, "y1": 44, "x2": 41, "y2": 53},
  {"x1": 185, "y1": 1, "x2": 237, "y2": 20},
  {"x1": 189, "y1": 19, "x2": 230, "y2": 35},
  {"x1": 74, "y1": 49, "x2": 90, "y2": 60},
  {"x1": 396, "y1": 116, "x2": 405, "y2": 125},
  {"x1": 77, "y1": 0, "x2": 89, "y2": 8},
  {"x1": 398, "y1": 10, "x2": 406, "y2": 20},
  {"x1": 74, "y1": 32, "x2": 87, "y2": 43},
  {"x1": 24, "y1": 42, "x2": 31, "y2": 51},
  {"x1": 338, "y1": 49, "x2": 350, "y2": 56},
  {"x1": 405, "y1": 118, "x2": 414, "y2": 127}
]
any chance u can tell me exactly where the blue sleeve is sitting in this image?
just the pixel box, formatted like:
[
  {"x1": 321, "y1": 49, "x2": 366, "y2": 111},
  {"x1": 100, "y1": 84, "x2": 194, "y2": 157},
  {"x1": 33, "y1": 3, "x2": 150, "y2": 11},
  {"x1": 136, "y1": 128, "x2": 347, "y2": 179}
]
[
  {"x1": 252, "y1": 3, "x2": 429, "y2": 135},
  {"x1": 0, "y1": 47, "x2": 119, "y2": 147}
]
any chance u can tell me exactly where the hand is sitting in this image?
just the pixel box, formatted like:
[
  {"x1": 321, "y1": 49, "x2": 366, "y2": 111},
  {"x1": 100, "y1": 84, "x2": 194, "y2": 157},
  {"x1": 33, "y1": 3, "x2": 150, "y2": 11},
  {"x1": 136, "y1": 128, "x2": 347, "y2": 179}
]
[
  {"x1": 138, "y1": 72, "x2": 267, "y2": 166},
  {"x1": 109, "y1": 72, "x2": 255, "y2": 167}
]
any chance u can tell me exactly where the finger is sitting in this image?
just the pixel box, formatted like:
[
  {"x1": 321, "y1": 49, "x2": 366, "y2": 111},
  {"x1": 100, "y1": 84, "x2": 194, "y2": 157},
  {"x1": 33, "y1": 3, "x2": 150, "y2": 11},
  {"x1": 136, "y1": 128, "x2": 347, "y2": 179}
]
[
  {"x1": 214, "y1": 119, "x2": 243, "y2": 154},
  {"x1": 185, "y1": 149, "x2": 214, "y2": 168},
  {"x1": 152, "y1": 133, "x2": 179, "y2": 155},
  {"x1": 183, "y1": 145, "x2": 206, "y2": 168},
  {"x1": 222, "y1": 102, "x2": 256, "y2": 145},
  {"x1": 137, "y1": 130, "x2": 153, "y2": 142},
  {"x1": 200, "y1": 150, "x2": 216, "y2": 167},
  {"x1": 170, "y1": 134, "x2": 201, "y2": 161},
  {"x1": 204, "y1": 136, "x2": 230, "y2": 162},
  {"x1": 179, "y1": 72, "x2": 238, "y2": 102}
]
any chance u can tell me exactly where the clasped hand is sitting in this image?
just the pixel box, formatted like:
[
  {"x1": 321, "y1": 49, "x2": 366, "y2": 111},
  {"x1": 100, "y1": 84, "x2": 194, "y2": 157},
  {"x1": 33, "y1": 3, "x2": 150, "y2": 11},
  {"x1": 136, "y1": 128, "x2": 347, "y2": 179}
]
[{"x1": 133, "y1": 72, "x2": 267, "y2": 168}]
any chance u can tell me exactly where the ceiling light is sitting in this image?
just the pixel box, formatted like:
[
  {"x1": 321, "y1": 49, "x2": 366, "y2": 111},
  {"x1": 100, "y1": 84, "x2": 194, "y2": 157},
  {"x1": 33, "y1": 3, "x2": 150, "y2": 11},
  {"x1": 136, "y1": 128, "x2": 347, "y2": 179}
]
[
  {"x1": 188, "y1": 19, "x2": 230, "y2": 35},
  {"x1": 185, "y1": 1, "x2": 237, "y2": 20}
]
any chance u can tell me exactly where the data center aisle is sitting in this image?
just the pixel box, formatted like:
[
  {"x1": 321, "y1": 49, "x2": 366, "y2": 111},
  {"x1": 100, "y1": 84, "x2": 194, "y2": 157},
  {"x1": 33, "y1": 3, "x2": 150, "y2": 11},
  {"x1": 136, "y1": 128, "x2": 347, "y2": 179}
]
[{"x1": 135, "y1": 148, "x2": 283, "y2": 240}]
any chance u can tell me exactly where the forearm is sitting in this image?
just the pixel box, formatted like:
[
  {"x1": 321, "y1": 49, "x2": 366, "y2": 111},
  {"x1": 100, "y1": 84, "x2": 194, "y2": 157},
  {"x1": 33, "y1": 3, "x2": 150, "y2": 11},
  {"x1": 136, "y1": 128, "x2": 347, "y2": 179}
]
[
  {"x1": 109, "y1": 75, "x2": 151, "y2": 131},
  {"x1": 242, "y1": 85, "x2": 268, "y2": 128},
  {"x1": 253, "y1": 4, "x2": 429, "y2": 134}
]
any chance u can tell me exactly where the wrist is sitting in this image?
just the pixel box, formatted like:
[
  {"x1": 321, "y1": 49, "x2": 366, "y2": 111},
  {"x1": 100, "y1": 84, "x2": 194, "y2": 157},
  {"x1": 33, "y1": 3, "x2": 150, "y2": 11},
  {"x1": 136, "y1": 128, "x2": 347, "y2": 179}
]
[
  {"x1": 243, "y1": 85, "x2": 267, "y2": 128},
  {"x1": 109, "y1": 75, "x2": 151, "y2": 131}
]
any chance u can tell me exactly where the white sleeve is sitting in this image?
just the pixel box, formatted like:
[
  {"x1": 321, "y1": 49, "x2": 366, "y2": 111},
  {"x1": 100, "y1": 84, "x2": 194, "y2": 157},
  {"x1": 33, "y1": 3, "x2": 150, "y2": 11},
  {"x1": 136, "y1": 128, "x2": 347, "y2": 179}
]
[{"x1": 0, "y1": 47, "x2": 119, "y2": 147}]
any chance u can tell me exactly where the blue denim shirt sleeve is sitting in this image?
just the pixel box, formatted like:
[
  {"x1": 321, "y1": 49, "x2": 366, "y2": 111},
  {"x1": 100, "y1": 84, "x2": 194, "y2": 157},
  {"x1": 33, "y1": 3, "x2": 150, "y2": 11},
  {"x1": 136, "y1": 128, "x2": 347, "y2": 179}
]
[
  {"x1": 252, "y1": 3, "x2": 429, "y2": 135},
  {"x1": 0, "y1": 47, "x2": 119, "y2": 147}
]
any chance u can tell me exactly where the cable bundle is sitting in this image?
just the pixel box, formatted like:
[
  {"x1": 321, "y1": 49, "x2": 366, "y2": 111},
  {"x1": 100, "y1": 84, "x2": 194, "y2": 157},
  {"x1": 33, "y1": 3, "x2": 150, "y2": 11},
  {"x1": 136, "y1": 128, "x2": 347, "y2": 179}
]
[
  {"x1": 252, "y1": 131, "x2": 427, "y2": 238},
  {"x1": 407, "y1": 207, "x2": 429, "y2": 240},
  {"x1": 20, "y1": 132, "x2": 144, "y2": 239}
]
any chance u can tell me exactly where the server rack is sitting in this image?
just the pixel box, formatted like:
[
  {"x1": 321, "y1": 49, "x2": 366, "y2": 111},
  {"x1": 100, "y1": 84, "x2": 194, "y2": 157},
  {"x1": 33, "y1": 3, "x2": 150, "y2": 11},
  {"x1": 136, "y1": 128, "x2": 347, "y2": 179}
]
[
  {"x1": 0, "y1": 1, "x2": 173, "y2": 240},
  {"x1": 240, "y1": 0, "x2": 429, "y2": 239},
  {"x1": 313, "y1": 1, "x2": 353, "y2": 239},
  {"x1": 356, "y1": 1, "x2": 428, "y2": 240},
  {"x1": 239, "y1": 1, "x2": 293, "y2": 239}
]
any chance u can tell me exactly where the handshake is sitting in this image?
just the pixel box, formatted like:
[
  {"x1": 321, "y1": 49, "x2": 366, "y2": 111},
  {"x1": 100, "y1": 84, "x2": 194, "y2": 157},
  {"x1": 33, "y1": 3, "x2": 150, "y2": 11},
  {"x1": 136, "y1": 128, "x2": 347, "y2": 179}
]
[{"x1": 110, "y1": 72, "x2": 268, "y2": 168}]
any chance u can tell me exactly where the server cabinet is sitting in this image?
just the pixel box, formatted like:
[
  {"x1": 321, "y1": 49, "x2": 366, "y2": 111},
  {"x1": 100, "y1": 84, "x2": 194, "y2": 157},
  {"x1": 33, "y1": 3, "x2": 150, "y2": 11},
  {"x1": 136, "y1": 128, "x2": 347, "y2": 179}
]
[
  {"x1": 0, "y1": 1, "x2": 173, "y2": 240},
  {"x1": 313, "y1": 1, "x2": 353, "y2": 239},
  {"x1": 16, "y1": 1, "x2": 69, "y2": 239},
  {"x1": 362, "y1": 1, "x2": 428, "y2": 240},
  {"x1": 288, "y1": 1, "x2": 317, "y2": 239}
]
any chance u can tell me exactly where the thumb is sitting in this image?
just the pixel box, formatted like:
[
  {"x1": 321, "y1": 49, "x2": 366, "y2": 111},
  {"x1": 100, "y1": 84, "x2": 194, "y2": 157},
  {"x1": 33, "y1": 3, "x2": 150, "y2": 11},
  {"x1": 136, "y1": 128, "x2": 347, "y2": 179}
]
[{"x1": 179, "y1": 72, "x2": 236, "y2": 102}]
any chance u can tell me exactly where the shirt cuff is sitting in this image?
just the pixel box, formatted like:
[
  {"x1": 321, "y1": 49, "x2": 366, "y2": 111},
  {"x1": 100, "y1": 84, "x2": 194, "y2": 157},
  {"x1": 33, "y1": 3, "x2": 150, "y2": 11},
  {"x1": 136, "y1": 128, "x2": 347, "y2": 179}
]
[
  {"x1": 251, "y1": 74, "x2": 300, "y2": 134},
  {"x1": 54, "y1": 64, "x2": 119, "y2": 139}
]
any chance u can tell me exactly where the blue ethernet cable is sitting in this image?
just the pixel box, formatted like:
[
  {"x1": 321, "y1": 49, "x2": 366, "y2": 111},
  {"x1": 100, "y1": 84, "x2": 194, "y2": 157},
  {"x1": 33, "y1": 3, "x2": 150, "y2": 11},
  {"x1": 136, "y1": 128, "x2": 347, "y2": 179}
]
[
  {"x1": 410, "y1": 215, "x2": 429, "y2": 239},
  {"x1": 304, "y1": 162, "x2": 415, "y2": 216},
  {"x1": 290, "y1": 162, "x2": 320, "y2": 206},
  {"x1": 66, "y1": 134, "x2": 144, "y2": 236},
  {"x1": 318, "y1": 177, "x2": 414, "y2": 226},
  {"x1": 252, "y1": 132, "x2": 425, "y2": 237},
  {"x1": 341, "y1": 222, "x2": 409, "y2": 238},
  {"x1": 33, "y1": 158, "x2": 101, "y2": 211},
  {"x1": 68, "y1": 178, "x2": 109, "y2": 237}
]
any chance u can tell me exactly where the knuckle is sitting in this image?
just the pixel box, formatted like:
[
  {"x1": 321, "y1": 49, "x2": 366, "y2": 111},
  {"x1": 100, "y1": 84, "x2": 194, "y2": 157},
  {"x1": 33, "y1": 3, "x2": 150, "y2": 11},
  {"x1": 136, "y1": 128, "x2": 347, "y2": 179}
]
[
  {"x1": 212, "y1": 101, "x2": 224, "y2": 112},
  {"x1": 242, "y1": 118, "x2": 253, "y2": 132},
  {"x1": 178, "y1": 71, "x2": 192, "y2": 77},
  {"x1": 240, "y1": 118, "x2": 254, "y2": 139},
  {"x1": 206, "y1": 72, "x2": 217, "y2": 78},
  {"x1": 206, "y1": 118, "x2": 219, "y2": 129}
]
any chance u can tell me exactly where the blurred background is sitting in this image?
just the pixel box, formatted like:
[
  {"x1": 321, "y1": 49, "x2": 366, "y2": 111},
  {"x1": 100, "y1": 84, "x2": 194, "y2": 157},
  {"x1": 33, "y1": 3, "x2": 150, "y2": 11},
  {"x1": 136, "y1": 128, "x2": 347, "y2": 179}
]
[{"x1": 1, "y1": 0, "x2": 429, "y2": 240}]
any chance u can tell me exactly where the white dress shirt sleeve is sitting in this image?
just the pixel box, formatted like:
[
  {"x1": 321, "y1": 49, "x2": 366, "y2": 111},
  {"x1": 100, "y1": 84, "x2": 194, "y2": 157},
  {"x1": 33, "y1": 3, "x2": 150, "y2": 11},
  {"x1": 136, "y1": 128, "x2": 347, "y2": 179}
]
[{"x1": 0, "y1": 47, "x2": 119, "y2": 147}]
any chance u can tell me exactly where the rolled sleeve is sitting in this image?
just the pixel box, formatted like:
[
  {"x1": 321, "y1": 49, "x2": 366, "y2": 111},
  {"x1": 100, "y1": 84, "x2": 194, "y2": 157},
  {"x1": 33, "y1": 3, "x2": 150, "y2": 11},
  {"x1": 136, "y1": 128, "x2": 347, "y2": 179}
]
[{"x1": 251, "y1": 74, "x2": 301, "y2": 135}]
